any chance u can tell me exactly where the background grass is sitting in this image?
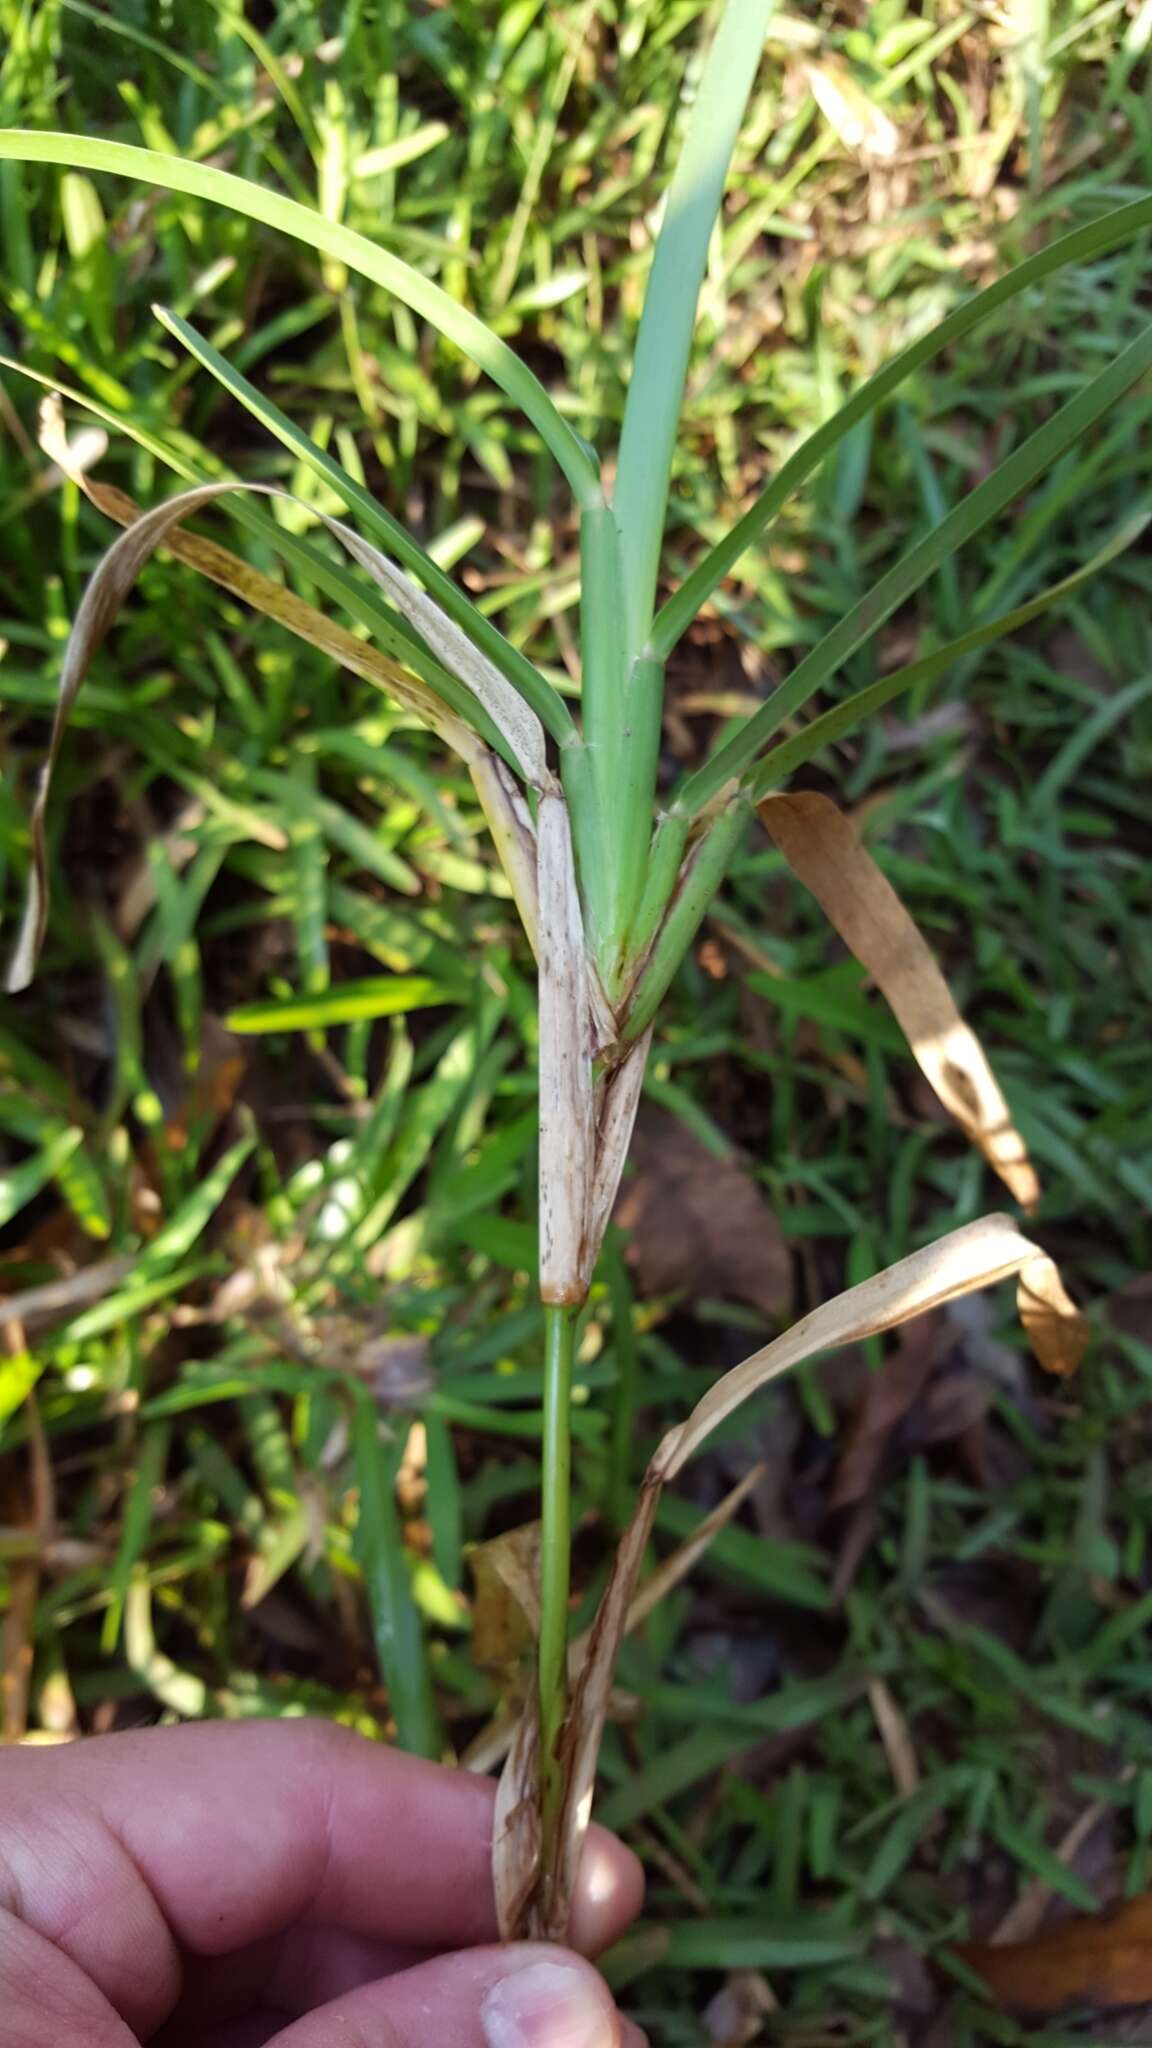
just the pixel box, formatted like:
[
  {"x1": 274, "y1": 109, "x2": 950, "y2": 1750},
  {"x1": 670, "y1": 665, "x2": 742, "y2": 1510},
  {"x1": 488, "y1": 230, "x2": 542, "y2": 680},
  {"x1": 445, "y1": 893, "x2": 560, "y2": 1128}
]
[{"x1": 2, "y1": 2, "x2": 1152, "y2": 2041}]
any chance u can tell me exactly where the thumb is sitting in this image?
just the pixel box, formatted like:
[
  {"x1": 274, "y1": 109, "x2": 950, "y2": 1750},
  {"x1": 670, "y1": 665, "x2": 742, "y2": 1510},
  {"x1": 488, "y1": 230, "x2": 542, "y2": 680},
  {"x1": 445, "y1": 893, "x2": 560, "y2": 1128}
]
[{"x1": 264, "y1": 1942, "x2": 647, "y2": 2048}]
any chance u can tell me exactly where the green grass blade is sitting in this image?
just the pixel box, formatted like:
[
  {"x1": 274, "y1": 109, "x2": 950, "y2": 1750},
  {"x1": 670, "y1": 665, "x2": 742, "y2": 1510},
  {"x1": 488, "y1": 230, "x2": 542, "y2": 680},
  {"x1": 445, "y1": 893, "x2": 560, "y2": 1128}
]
[
  {"x1": 679, "y1": 321, "x2": 1152, "y2": 813},
  {"x1": 748, "y1": 511, "x2": 1151, "y2": 795},
  {"x1": 101, "y1": 1420, "x2": 171, "y2": 1654},
  {"x1": 0, "y1": 131, "x2": 601, "y2": 505},
  {"x1": 0, "y1": 1126, "x2": 83, "y2": 1230},
  {"x1": 155, "y1": 307, "x2": 573, "y2": 745},
  {"x1": 653, "y1": 194, "x2": 1152, "y2": 658},
  {"x1": 351, "y1": 1393, "x2": 441, "y2": 1758},
  {"x1": 613, "y1": 0, "x2": 775, "y2": 661},
  {"x1": 226, "y1": 977, "x2": 456, "y2": 1033}
]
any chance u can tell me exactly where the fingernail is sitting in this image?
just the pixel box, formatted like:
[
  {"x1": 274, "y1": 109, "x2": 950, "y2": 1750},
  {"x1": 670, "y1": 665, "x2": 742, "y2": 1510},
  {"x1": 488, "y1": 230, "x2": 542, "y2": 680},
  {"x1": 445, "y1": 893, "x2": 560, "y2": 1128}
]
[{"x1": 481, "y1": 1958, "x2": 616, "y2": 2048}]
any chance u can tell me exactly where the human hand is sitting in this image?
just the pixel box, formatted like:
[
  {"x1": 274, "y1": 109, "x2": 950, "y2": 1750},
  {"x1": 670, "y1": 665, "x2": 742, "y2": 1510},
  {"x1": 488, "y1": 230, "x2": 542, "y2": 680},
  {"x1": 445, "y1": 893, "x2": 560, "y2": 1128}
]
[{"x1": 0, "y1": 1719, "x2": 645, "y2": 2046}]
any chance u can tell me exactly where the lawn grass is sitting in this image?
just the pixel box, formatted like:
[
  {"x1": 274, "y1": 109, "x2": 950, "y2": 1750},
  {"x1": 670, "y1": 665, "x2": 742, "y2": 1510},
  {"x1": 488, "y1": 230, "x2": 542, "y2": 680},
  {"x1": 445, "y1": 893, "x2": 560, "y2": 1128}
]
[{"x1": 2, "y1": 2, "x2": 1152, "y2": 2039}]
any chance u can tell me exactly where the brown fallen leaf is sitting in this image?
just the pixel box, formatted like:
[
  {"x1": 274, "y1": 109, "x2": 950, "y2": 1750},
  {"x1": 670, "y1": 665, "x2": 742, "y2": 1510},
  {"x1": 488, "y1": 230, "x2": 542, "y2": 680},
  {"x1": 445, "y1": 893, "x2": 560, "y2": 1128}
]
[
  {"x1": 960, "y1": 1894, "x2": 1152, "y2": 2015},
  {"x1": 759, "y1": 792, "x2": 1040, "y2": 1212},
  {"x1": 614, "y1": 1108, "x2": 791, "y2": 1322}
]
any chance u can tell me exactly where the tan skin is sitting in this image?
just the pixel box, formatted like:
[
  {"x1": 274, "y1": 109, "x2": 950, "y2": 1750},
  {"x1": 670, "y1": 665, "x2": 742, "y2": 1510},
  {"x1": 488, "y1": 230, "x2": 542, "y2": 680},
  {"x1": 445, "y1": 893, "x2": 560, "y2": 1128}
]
[{"x1": 0, "y1": 1719, "x2": 647, "y2": 2048}]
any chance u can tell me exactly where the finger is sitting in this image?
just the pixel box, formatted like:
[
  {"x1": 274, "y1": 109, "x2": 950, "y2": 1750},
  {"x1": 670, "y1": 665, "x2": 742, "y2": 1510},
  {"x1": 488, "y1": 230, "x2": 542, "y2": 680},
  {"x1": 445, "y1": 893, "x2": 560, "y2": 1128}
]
[
  {"x1": 263, "y1": 1942, "x2": 646, "y2": 2048},
  {"x1": 0, "y1": 1903, "x2": 136, "y2": 2048},
  {"x1": 158, "y1": 1927, "x2": 427, "y2": 2031},
  {"x1": 0, "y1": 1722, "x2": 643, "y2": 2037}
]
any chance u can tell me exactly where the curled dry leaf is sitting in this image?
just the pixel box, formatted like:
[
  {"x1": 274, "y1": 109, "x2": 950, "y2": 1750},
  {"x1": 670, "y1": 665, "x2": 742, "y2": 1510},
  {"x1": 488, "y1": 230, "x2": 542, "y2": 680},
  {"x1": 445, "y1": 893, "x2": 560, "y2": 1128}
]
[
  {"x1": 759, "y1": 791, "x2": 1040, "y2": 1211},
  {"x1": 959, "y1": 1894, "x2": 1152, "y2": 2016},
  {"x1": 515, "y1": 1214, "x2": 1068, "y2": 1941},
  {"x1": 310, "y1": 512, "x2": 551, "y2": 792},
  {"x1": 1017, "y1": 1253, "x2": 1090, "y2": 1377}
]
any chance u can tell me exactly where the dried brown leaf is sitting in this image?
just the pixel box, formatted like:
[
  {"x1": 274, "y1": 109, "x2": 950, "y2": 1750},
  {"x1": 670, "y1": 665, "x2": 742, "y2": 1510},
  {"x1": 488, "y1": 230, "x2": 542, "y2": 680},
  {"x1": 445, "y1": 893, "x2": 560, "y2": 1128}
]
[
  {"x1": 9, "y1": 444, "x2": 480, "y2": 991},
  {"x1": 760, "y1": 791, "x2": 1040, "y2": 1211},
  {"x1": 960, "y1": 1894, "x2": 1152, "y2": 2015},
  {"x1": 614, "y1": 1108, "x2": 791, "y2": 1322}
]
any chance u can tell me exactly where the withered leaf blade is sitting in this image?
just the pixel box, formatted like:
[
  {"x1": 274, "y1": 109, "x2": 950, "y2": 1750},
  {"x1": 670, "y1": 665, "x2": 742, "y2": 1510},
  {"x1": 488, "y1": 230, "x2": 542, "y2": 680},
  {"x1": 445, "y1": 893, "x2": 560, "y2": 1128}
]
[
  {"x1": 11, "y1": 413, "x2": 545, "y2": 990},
  {"x1": 662, "y1": 1214, "x2": 1045, "y2": 1479},
  {"x1": 759, "y1": 791, "x2": 1040, "y2": 1212},
  {"x1": 959, "y1": 1894, "x2": 1152, "y2": 2016},
  {"x1": 539, "y1": 1214, "x2": 1061, "y2": 1942}
]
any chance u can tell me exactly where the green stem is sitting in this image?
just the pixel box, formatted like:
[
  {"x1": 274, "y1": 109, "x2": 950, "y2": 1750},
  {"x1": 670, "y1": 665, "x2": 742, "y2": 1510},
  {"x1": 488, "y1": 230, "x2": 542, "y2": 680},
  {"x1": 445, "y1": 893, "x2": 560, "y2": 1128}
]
[
  {"x1": 622, "y1": 799, "x2": 748, "y2": 1044},
  {"x1": 622, "y1": 808, "x2": 690, "y2": 984},
  {"x1": 539, "y1": 1299, "x2": 579, "y2": 1848}
]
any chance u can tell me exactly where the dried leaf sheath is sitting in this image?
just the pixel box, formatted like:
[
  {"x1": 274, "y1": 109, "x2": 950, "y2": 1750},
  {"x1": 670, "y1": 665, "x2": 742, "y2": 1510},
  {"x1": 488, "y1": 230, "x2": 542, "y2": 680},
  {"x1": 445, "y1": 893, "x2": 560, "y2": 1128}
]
[{"x1": 536, "y1": 793, "x2": 596, "y2": 1305}]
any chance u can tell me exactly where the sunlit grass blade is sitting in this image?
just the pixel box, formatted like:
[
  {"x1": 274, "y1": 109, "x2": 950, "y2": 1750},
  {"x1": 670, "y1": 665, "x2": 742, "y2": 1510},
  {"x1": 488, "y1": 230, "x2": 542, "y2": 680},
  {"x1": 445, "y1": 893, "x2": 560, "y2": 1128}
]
[
  {"x1": 678, "y1": 321, "x2": 1152, "y2": 813},
  {"x1": 613, "y1": 0, "x2": 776, "y2": 662},
  {"x1": 226, "y1": 977, "x2": 456, "y2": 1033},
  {"x1": 0, "y1": 131, "x2": 602, "y2": 505},
  {"x1": 154, "y1": 306, "x2": 573, "y2": 744},
  {"x1": 653, "y1": 193, "x2": 1152, "y2": 658},
  {"x1": 748, "y1": 511, "x2": 1151, "y2": 795}
]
